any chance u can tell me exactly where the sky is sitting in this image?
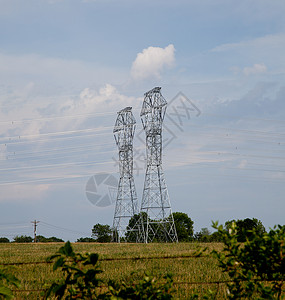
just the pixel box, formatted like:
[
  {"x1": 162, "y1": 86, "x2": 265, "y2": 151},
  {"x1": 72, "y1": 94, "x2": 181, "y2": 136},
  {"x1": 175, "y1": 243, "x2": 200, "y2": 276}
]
[{"x1": 0, "y1": 0, "x2": 284, "y2": 241}]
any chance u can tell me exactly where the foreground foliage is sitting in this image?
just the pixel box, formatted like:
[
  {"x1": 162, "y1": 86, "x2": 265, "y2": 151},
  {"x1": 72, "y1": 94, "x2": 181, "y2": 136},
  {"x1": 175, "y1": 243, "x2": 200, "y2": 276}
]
[
  {"x1": 45, "y1": 241, "x2": 174, "y2": 299},
  {"x1": 107, "y1": 273, "x2": 174, "y2": 300},
  {"x1": 212, "y1": 222, "x2": 284, "y2": 299},
  {"x1": 45, "y1": 241, "x2": 102, "y2": 299},
  {"x1": 0, "y1": 268, "x2": 20, "y2": 299}
]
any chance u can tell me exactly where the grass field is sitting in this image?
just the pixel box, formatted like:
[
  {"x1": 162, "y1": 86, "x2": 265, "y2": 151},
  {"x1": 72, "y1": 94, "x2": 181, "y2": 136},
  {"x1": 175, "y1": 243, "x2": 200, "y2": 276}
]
[{"x1": 1, "y1": 242, "x2": 229, "y2": 299}]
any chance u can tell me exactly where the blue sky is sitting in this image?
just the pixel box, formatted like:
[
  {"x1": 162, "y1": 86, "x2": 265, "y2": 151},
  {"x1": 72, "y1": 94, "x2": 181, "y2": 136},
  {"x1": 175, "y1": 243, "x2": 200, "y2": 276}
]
[{"x1": 0, "y1": 0, "x2": 284, "y2": 241}]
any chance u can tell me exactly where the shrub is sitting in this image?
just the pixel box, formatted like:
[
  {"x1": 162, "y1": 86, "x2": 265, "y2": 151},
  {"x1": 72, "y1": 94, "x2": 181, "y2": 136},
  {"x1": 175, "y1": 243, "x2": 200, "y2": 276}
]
[
  {"x1": 212, "y1": 221, "x2": 284, "y2": 299},
  {"x1": 44, "y1": 241, "x2": 102, "y2": 299}
]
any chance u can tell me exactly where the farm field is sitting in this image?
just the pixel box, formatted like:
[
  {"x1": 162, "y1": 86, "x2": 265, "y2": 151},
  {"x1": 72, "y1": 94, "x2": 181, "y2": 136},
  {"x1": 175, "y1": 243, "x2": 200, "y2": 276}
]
[{"x1": 1, "y1": 242, "x2": 228, "y2": 299}]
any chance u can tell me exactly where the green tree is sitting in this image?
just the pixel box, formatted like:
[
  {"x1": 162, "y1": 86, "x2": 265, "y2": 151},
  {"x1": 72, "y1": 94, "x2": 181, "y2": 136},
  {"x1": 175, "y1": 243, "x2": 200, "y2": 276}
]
[
  {"x1": 13, "y1": 235, "x2": 33, "y2": 243},
  {"x1": 0, "y1": 238, "x2": 9, "y2": 243},
  {"x1": 172, "y1": 212, "x2": 194, "y2": 242},
  {"x1": 125, "y1": 212, "x2": 148, "y2": 242},
  {"x1": 36, "y1": 235, "x2": 47, "y2": 242},
  {"x1": 209, "y1": 230, "x2": 223, "y2": 242},
  {"x1": 92, "y1": 224, "x2": 112, "y2": 243},
  {"x1": 195, "y1": 227, "x2": 212, "y2": 242},
  {"x1": 225, "y1": 218, "x2": 266, "y2": 242}
]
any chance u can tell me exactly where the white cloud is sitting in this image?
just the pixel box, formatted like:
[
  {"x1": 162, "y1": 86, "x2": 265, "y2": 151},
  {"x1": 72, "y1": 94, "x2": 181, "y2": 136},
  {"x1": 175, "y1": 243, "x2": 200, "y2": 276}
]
[
  {"x1": 243, "y1": 63, "x2": 267, "y2": 76},
  {"x1": 0, "y1": 83, "x2": 139, "y2": 150},
  {"x1": 131, "y1": 44, "x2": 175, "y2": 80},
  {"x1": 69, "y1": 84, "x2": 139, "y2": 116}
]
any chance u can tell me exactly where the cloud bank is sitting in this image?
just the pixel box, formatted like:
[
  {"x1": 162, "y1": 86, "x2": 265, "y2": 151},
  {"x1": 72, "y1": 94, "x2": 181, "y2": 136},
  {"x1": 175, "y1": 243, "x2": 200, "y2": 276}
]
[{"x1": 131, "y1": 44, "x2": 175, "y2": 80}]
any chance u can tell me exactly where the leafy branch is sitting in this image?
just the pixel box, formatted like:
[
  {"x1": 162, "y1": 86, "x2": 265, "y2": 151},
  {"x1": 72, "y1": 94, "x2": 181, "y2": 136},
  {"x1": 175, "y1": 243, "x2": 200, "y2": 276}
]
[{"x1": 44, "y1": 241, "x2": 102, "y2": 299}]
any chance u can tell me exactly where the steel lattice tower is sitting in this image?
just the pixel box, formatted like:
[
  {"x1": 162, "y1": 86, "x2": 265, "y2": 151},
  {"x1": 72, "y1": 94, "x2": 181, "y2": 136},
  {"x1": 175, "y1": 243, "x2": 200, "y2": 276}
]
[
  {"x1": 140, "y1": 87, "x2": 178, "y2": 243},
  {"x1": 112, "y1": 107, "x2": 138, "y2": 242}
]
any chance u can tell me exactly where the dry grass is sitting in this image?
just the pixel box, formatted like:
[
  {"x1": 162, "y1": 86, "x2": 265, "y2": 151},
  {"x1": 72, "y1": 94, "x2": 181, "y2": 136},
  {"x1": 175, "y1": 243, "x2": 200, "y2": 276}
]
[{"x1": 0, "y1": 242, "x2": 228, "y2": 299}]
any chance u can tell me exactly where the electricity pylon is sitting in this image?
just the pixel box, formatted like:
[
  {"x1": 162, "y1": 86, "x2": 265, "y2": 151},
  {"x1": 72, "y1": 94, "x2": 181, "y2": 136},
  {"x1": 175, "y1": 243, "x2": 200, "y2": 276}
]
[
  {"x1": 140, "y1": 87, "x2": 178, "y2": 243},
  {"x1": 112, "y1": 107, "x2": 138, "y2": 242}
]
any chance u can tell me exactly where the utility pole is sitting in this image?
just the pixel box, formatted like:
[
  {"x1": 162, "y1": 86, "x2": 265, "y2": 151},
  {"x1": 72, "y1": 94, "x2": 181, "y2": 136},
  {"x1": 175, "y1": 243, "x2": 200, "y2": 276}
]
[{"x1": 31, "y1": 220, "x2": 40, "y2": 243}]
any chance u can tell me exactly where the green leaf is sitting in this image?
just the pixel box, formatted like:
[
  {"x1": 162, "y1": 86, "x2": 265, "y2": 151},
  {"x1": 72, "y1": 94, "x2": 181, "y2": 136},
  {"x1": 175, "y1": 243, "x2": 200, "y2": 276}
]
[
  {"x1": 46, "y1": 254, "x2": 60, "y2": 262},
  {"x1": 53, "y1": 257, "x2": 64, "y2": 271},
  {"x1": 0, "y1": 286, "x2": 13, "y2": 299}
]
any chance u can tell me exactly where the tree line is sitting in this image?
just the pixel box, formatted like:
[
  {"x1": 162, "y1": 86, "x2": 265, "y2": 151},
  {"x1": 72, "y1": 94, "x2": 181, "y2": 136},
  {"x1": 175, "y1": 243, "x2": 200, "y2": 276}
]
[
  {"x1": 0, "y1": 212, "x2": 267, "y2": 243},
  {"x1": 0, "y1": 235, "x2": 64, "y2": 243},
  {"x1": 80, "y1": 212, "x2": 267, "y2": 243}
]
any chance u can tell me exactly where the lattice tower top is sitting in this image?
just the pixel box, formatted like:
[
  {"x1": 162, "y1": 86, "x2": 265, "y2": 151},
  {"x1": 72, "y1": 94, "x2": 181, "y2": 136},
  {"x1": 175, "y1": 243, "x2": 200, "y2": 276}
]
[
  {"x1": 113, "y1": 107, "x2": 136, "y2": 149},
  {"x1": 140, "y1": 87, "x2": 167, "y2": 135}
]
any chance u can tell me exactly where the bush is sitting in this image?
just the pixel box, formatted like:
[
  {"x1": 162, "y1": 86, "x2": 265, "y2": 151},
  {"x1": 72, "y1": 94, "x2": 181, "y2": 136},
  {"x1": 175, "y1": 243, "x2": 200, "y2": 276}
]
[
  {"x1": 0, "y1": 238, "x2": 9, "y2": 243},
  {"x1": 212, "y1": 221, "x2": 284, "y2": 299},
  {"x1": 45, "y1": 241, "x2": 102, "y2": 299}
]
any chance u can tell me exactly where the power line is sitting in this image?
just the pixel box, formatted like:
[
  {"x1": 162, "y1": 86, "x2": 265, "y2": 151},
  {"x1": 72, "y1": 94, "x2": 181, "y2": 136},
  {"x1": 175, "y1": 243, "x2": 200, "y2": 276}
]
[
  {"x1": 202, "y1": 112, "x2": 285, "y2": 124},
  {"x1": 4, "y1": 141, "x2": 114, "y2": 157},
  {"x1": 1, "y1": 148, "x2": 285, "y2": 185},
  {"x1": 0, "y1": 225, "x2": 30, "y2": 229},
  {"x1": 0, "y1": 158, "x2": 115, "y2": 173},
  {"x1": 1, "y1": 131, "x2": 112, "y2": 146},
  {"x1": 168, "y1": 160, "x2": 285, "y2": 174},
  {"x1": 0, "y1": 167, "x2": 116, "y2": 186},
  {"x1": 39, "y1": 221, "x2": 90, "y2": 236},
  {"x1": 4, "y1": 132, "x2": 284, "y2": 158},
  {"x1": 3, "y1": 126, "x2": 284, "y2": 162},
  {"x1": 187, "y1": 123, "x2": 285, "y2": 139},
  {"x1": 2, "y1": 116, "x2": 285, "y2": 143},
  {"x1": 1, "y1": 107, "x2": 284, "y2": 127},
  {"x1": 0, "y1": 222, "x2": 29, "y2": 226},
  {"x1": 0, "y1": 111, "x2": 116, "y2": 125},
  {"x1": 0, "y1": 126, "x2": 113, "y2": 142},
  {"x1": 2, "y1": 148, "x2": 115, "y2": 163}
]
